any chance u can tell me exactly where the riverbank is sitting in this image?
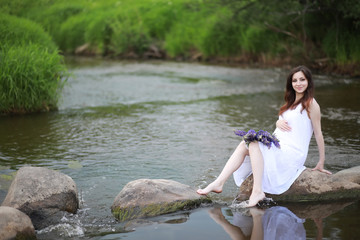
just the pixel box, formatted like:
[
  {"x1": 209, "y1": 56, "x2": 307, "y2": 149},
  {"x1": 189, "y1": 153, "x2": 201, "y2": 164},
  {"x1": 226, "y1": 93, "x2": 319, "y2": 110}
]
[{"x1": 2, "y1": 0, "x2": 359, "y2": 78}]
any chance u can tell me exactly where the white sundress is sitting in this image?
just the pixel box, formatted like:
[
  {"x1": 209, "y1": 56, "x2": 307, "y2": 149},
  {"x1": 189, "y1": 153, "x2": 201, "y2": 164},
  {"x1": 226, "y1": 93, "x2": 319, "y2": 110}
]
[{"x1": 233, "y1": 103, "x2": 313, "y2": 194}]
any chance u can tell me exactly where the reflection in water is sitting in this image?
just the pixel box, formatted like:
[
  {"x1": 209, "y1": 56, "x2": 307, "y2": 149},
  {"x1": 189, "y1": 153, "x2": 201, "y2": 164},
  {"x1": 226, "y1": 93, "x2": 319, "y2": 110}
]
[
  {"x1": 210, "y1": 201, "x2": 355, "y2": 240},
  {"x1": 261, "y1": 207, "x2": 305, "y2": 240},
  {"x1": 210, "y1": 206, "x2": 306, "y2": 239},
  {"x1": 209, "y1": 207, "x2": 252, "y2": 239},
  {"x1": 209, "y1": 206, "x2": 309, "y2": 240}
]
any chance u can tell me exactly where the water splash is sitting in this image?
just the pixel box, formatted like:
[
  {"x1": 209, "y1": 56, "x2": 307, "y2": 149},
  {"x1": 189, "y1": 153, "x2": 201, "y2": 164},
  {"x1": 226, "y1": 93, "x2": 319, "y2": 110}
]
[{"x1": 230, "y1": 197, "x2": 276, "y2": 209}]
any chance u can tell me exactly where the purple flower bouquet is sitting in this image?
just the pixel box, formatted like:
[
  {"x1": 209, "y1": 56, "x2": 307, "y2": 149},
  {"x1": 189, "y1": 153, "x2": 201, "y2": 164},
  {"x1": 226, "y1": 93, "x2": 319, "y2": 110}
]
[{"x1": 234, "y1": 129, "x2": 280, "y2": 149}]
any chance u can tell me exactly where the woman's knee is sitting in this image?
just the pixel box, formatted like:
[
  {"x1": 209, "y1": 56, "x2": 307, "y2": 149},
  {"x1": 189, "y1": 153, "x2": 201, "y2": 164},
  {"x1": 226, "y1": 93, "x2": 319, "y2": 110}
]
[
  {"x1": 248, "y1": 141, "x2": 260, "y2": 152},
  {"x1": 237, "y1": 141, "x2": 249, "y2": 154},
  {"x1": 238, "y1": 140, "x2": 246, "y2": 148}
]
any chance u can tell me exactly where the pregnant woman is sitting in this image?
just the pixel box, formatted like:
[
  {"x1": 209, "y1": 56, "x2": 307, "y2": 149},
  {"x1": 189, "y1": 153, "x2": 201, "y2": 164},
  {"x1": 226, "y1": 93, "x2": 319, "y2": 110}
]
[{"x1": 197, "y1": 65, "x2": 332, "y2": 207}]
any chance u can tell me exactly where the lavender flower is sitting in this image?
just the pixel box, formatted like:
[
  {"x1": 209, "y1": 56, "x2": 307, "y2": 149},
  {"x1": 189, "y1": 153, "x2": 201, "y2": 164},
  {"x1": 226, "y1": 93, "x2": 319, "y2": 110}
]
[{"x1": 234, "y1": 129, "x2": 280, "y2": 149}]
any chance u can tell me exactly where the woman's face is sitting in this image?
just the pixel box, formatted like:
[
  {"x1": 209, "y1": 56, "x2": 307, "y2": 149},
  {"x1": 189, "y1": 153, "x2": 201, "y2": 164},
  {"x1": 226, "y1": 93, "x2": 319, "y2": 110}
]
[{"x1": 291, "y1": 71, "x2": 308, "y2": 95}]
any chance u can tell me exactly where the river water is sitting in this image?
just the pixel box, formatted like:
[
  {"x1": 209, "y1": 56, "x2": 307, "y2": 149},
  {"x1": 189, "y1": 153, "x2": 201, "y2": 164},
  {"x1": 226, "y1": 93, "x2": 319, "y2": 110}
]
[{"x1": 0, "y1": 59, "x2": 359, "y2": 239}]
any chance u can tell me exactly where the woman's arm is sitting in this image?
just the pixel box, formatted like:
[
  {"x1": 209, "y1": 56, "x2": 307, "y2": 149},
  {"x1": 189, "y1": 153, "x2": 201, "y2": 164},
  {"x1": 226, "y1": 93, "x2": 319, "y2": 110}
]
[{"x1": 309, "y1": 99, "x2": 332, "y2": 174}]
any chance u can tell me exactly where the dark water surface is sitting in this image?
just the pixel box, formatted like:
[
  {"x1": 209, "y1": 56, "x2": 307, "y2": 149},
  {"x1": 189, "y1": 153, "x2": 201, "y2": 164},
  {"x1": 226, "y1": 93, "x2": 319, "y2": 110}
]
[{"x1": 0, "y1": 59, "x2": 359, "y2": 239}]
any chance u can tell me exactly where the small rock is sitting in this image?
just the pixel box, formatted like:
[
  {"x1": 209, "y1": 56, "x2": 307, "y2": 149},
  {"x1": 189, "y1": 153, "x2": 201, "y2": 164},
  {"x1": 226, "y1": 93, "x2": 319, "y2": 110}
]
[
  {"x1": 0, "y1": 206, "x2": 36, "y2": 240},
  {"x1": 1, "y1": 166, "x2": 79, "y2": 229},
  {"x1": 143, "y1": 44, "x2": 163, "y2": 58},
  {"x1": 75, "y1": 43, "x2": 90, "y2": 55},
  {"x1": 111, "y1": 179, "x2": 210, "y2": 221}
]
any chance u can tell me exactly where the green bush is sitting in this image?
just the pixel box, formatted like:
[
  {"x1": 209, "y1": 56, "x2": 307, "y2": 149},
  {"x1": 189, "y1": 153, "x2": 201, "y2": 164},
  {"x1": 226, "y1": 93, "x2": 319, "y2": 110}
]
[
  {"x1": 26, "y1": 2, "x2": 85, "y2": 48},
  {"x1": 0, "y1": 44, "x2": 67, "y2": 114},
  {"x1": 163, "y1": 1, "x2": 209, "y2": 57},
  {"x1": 0, "y1": 14, "x2": 67, "y2": 114},
  {"x1": 142, "y1": 1, "x2": 180, "y2": 40},
  {"x1": 241, "y1": 25, "x2": 279, "y2": 55},
  {"x1": 164, "y1": 21, "x2": 198, "y2": 57},
  {"x1": 0, "y1": 0, "x2": 50, "y2": 16},
  {"x1": 110, "y1": 18, "x2": 151, "y2": 56},
  {"x1": 199, "y1": 9, "x2": 243, "y2": 57},
  {"x1": 58, "y1": 13, "x2": 91, "y2": 53},
  {"x1": 84, "y1": 9, "x2": 116, "y2": 55},
  {"x1": 34, "y1": 3, "x2": 115, "y2": 54},
  {"x1": 0, "y1": 14, "x2": 57, "y2": 51}
]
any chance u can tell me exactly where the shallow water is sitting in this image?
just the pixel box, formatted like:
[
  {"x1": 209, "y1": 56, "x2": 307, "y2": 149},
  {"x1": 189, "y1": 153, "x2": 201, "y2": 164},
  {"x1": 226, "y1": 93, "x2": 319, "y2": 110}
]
[{"x1": 0, "y1": 59, "x2": 359, "y2": 239}]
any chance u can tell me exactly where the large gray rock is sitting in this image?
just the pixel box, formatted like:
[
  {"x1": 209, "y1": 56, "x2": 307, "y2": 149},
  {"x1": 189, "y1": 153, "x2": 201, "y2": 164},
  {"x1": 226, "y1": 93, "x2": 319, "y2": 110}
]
[
  {"x1": 1, "y1": 167, "x2": 79, "y2": 229},
  {"x1": 0, "y1": 206, "x2": 36, "y2": 240},
  {"x1": 111, "y1": 179, "x2": 211, "y2": 221},
  {"x1": 237, "y1": 166, "x2": 360, "y2": 202}
]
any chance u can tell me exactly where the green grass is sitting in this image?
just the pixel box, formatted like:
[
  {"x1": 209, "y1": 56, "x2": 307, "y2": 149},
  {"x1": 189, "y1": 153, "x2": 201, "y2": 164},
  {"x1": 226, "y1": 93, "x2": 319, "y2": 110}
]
[
  {"x1": 0, "y1": 43, "x2": 67, "y2": 114},
  {"x1": 0, "y1": 14, "x2": 68, "y2": 114},
  {"x1": 322, "y1": 26, "x2": 360, "y2": 64},
  {"x1": 27, "y1": 2, "x2": 86, "y2": 49},
  {"x1": 0, "y1": 14, "x2": 57, "y2": 51}
]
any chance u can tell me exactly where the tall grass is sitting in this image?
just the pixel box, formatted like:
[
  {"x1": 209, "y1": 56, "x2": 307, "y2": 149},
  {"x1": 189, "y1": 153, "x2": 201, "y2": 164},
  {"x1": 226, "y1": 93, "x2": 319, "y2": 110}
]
[
  {"x1": 0, "y1": 14, "x2": 68, "y2": 114},
  {"x1": 27, "y1": 2, "x2": 86, "y2": 49},
  {"x1": 0, "y1": 44, "x2": 67, "y2": 113},
  {"x1": 322, "y1": 26, "x2": 360, "y2": 64},
  {"x1": 0, "y1": 14, "x2": 57, "y2": 51}
]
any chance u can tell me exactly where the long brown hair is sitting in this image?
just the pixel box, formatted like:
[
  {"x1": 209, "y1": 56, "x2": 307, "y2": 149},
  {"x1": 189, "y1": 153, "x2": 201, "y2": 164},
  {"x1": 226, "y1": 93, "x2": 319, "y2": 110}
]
[{"x1": 279, "y1": 65, "x2": 314, "y2": 117}]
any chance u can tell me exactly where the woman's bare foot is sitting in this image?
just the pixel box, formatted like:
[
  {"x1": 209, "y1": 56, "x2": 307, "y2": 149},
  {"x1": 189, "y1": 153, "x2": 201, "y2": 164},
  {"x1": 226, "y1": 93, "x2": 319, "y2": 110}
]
[
  {"x1": 196, "y1": 181, "x2": 223, "y2": 195},
  {"x1": 208, "y1": 207, "x2": 225, "y2": 223},
  {"x1": 246, "y1": 191, "x2": 265, "y2": 208}
]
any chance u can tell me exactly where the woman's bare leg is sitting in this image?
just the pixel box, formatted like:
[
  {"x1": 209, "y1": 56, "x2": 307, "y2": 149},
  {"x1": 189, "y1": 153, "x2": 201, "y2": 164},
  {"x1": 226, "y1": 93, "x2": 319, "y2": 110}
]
[
  {"x1": 197, "y1": 141, "x2": 249, "y2": 195},
  {"x1": 247, "y1": 142, "x2": 265, "y2": 207},
  {"x1": 208, "y1": 207, "x2": 247, "y2": 240},
  {"x1": 249, "y1": 208, "x2": 265, "y2": 240}
]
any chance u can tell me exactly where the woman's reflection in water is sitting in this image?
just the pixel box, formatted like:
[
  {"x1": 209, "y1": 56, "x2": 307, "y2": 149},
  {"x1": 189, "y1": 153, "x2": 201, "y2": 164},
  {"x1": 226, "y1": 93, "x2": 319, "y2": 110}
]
[{"x1": 208, "y1": 206, "x2": 306, "y2": 240}]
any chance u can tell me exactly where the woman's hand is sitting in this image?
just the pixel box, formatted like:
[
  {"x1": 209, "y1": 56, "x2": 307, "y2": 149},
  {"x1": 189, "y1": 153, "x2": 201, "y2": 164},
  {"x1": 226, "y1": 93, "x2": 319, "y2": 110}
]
[
  {"x1": 312, "y1": 162, "x2": 332, "y2": 175},
  {"x1": 276, "y1": 119, "x2": 291, "y2": 132}
]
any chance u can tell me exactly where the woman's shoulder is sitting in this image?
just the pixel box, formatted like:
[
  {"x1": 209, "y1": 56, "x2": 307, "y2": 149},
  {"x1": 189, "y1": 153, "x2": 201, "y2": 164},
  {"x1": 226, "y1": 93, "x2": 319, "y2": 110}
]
[
  {"x1": 309, "y1": 98, "x2": 321, "y2": 116},
  {"x1": 309, "y1": 98, "x2": 320, "y2": 109}
]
